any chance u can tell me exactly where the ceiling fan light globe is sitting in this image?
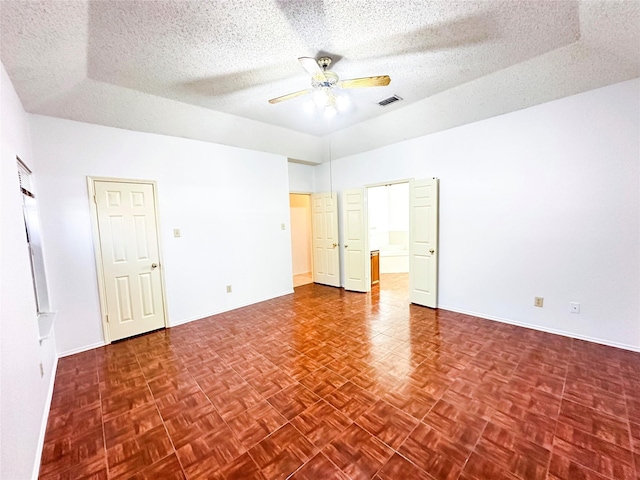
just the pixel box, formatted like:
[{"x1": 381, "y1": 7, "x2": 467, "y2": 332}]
[
  {"x1": 303, "y1": 100, "x2": 316, "y2": 115},
  {"x1": 324, "y1": 105, "x2": 338, "y2": 119},
  {"x1": 335, "y1": 93, "x2": 350, "y2": 112},
  {"x1": 313, "y1": 89, "x2": 330, "y2": 108}
]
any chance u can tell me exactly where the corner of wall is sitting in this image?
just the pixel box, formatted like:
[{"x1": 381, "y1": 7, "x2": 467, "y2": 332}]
[{"x1": 1, "y1": 60, "x2": 59, "y2": 480}]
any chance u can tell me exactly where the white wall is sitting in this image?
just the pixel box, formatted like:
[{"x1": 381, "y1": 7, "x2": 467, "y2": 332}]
[
  {"x1": 368, "y1": 185, "x2": 390, "y2": 251},
  {"x1": 1, "y1": 64, "x2": 57, "y2": 480},
  {"x1": 368, "y1": 183, "x2": 409, "y2": 251},
  {"x1": 368, "y1": 184, "x2": 410, "y2": 274},
  {"x1": 318, "y1": 79, "x2": 640, "y2": 351},
  {"x1": 387, "y1": 183, "x2": 409, "y2": 235},
  {"x1": 29, "y1": 115, "x2": 294, "y2": 355},
  {"x1": 287, "y1": 162, "x2": 315, "y2": 193}
]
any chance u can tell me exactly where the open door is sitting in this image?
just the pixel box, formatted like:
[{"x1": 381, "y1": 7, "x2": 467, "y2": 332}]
[
  {"x1": 311, "y1": 192, "x2": 340, "y2": 287},
  {"x1": 343, "y1": 188, "x2": 369, "y2": 292},
  {"x1": 409, "y1": 178, "x2": 439, "y2": 308}
]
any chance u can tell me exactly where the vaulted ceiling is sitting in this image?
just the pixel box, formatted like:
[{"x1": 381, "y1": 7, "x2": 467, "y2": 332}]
[{"x1": 1, "y1": 1, "x2": 638, "y2": 156}]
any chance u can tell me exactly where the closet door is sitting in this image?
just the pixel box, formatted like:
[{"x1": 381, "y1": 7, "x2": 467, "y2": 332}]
[{"x1": 91, "y1": 178, "x2": 167, "y2": 342}]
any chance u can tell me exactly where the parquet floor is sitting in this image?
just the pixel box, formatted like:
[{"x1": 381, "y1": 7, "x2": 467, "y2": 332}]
[{"x1": 39, "y1": 274, "x2": 640, "y2": 479}]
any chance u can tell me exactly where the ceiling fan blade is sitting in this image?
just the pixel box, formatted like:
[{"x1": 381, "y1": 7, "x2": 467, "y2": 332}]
[
  {"x1": 268, "y1": 88, "x2": 312, "y2": 104},
  {"x1": 298, "y1": 57, "x2": 326, "y2": 82},
  {"x1": 339, "y1": 76, "x2": 391, "y2": 89}
]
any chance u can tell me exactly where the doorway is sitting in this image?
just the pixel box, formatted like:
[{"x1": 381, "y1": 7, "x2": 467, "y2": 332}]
[
  {"x1": 88, "y1": 177, "x2": 168, "y2": 342},
  {"x1": 289, "y1": 193, "x2": 313, "y2": 287},
  {"x1": 367, "y1": 182, "x2": 410, "y2": 297},
  {"x1": 364, "y1": 178, "x2": 439, "y2": 308}
]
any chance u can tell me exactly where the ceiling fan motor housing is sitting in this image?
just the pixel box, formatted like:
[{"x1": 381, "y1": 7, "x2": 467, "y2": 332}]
[{"x1": 312, "y1": 70, "x2": 339, "y2": 88}]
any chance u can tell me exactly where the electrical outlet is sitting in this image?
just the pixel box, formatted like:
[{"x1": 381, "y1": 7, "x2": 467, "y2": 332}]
[
  {"x1": 281, "y1": 223, "x2": 286, "y2": 230},
  {"x1": 534, "y1": 297, "x2": 544, "y2": 308},
  {"x1": 226, "y1": 285, "x2": 232, "y2": 293},
  {"x1": 173, "y1": 229, "x2": 181, "y2": 238},
  {"x1": 570, "y1": 302, "x2": 580, "y2": 313}
]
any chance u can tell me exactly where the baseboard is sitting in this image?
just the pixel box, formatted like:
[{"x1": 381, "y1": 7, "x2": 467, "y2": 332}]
[
  {"x1": 31, "y1": 354, "x2": 59, "y2": 480},
  {"x1": 55, "y1": 300, "x2": 640, "y2": 356},
  {"x1": 438, "y1": 304, "x2": 640, "y2": 353},
  {"x1": 57, "y1": 341, "x2": 106, "y2": 358},
  {"x1": 58, "y1": 291, "x2": 297, "y2": 353},
  {"x1": 170, "y1": 290, "x2": 296, "y2": 327}
]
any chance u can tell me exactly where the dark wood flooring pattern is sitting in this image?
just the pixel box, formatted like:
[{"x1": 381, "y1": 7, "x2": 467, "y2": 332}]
[{"x1": 39, "y1": 274, "x2": 640, "y2": 479}]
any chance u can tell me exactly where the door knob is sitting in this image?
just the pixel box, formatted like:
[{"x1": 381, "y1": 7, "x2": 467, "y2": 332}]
[
  {"x1": 151, "y1": 263, "x2": 158, "y2": 269},
  {"x1": 429, "y1": 249, "x2": 435, "y2": 254},
  {"x1": 332, "y1": 243, "x2": 338, "y2": 248},
  {"x1": 344, "y1": 244, "x2": 349, "y2": 248}
]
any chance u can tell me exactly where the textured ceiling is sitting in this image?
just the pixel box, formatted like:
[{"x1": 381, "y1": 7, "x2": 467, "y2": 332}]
[{"x1": 1, "y1": 0, "x2": 638, "y2": 140}]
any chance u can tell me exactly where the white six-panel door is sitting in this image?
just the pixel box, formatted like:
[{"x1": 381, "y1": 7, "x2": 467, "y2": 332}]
[
  {"x1": 311, "y1": 192, "x2": 340, "y2": 287},
  {"x1": 343, "y1": 188, "x2": 369, "y2": 292},
  {"x1": 93, "y1": 180, "x2": 166, "y2": 341},
  {"x1": 409, "y1": 178, "x2": 439, "y2": 308}
]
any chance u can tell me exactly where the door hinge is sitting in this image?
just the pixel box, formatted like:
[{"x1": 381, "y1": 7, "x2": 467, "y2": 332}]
[
  {"x1": 93, "y1": 195, "x2": 97, "y2": 204},
  {"x1": 105, "y1": 314, "x2": 109, "y2": 323}
]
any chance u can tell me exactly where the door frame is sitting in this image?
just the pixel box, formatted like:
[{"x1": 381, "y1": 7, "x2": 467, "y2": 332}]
[
  {"x1": 87, "y1": 176, "x2": 169, "y2": 344},
  {"x1": 364, "y1": 178, "x2": 413, "y2": 293},
  {"x1": 364, "y1": 177, "x2": 440, "y2": 309},
  {"x1": 288, "y1": 191, "x2": 314, "y2": 283}
]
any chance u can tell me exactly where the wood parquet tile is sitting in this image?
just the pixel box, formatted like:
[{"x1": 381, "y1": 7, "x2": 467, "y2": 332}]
[
  {"x1": 248, "y1": 424, "x2": 315, "y2": 480},
  {"x1": 39, "y1": 273, "x2": 640, "y2": 479},
  {"x1": 323, "y1": 424, "x2": 393, "y2": 480},
  {"x1": 290, "y1": 453, "x2": 350, "y2": 480},
  {"x1": 355, "y1": 399, "x2": 419, "y2": 450},
  {"x1": 290, "y1": 400, "x2": 352, "y2": 449}
]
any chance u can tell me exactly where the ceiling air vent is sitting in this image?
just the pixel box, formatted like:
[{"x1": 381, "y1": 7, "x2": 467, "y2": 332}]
[{"x1": 378, "y1": 95, "x2": 403, "y2": 106}]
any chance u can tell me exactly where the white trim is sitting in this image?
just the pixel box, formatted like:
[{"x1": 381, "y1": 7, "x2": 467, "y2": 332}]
[
  {"x1": 87, "y1": 176, "x2": 169, "y2": 344},
  {"x1": 287, "y1": 158, "x2": 320, "y2": 166},
  {"x1": 438, "y1": 305, "x2": 640, "y2": 353},
  {"x1": 57, "y1": 341, "x2": 106, "y2": 359},
  {"x1": 289, "y1": 192, "x2": 314, "y2": 285},
  {"x1": 365, "y1": 178, "x2": 412, "y2": 188},
  {"x1": 37, "y1": 311, "x2": 56, "y2": 341},
  {"x1": 87, "y1": 177, "x2": 110, "y2": 343},
  {"x1": 31, "y1": 354, "x2": 58, "y2": 480},
  {"x1": 57, "y1": 290, "x2": 294, "y2": 354},
  {"x1": 169, "y1": 290, "x2": 295, "y2": 327}
]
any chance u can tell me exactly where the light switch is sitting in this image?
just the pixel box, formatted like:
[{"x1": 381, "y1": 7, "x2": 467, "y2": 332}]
[{"x1": 173, "y1": 229, "x2": 181, "y2": 238}]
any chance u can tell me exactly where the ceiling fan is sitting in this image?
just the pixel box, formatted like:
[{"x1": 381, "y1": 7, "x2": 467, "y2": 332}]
[{"x1": 268, "y1": 56, "x2": 391, "y2": 107}]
